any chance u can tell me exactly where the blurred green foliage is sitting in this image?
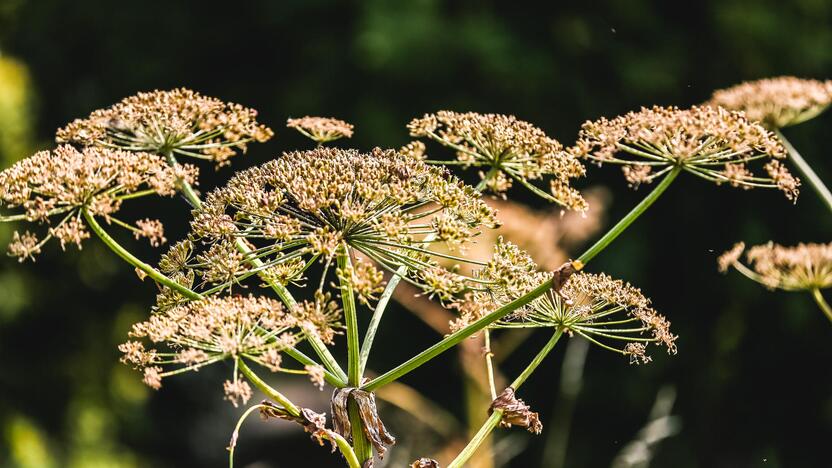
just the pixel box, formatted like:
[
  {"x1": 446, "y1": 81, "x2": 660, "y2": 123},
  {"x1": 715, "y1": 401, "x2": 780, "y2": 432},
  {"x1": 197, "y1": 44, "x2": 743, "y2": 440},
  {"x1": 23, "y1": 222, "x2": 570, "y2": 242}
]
[{"x1": 0, "y1": 1, "x2": 830, "y2": 467}]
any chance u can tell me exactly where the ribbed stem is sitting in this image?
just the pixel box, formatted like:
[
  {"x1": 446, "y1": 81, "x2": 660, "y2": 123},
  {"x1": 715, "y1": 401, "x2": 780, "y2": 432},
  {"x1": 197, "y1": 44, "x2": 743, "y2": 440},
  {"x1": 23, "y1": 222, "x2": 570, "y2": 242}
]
[{"x1": 776, "y1": 130, "x2": 832, "y2": 214}]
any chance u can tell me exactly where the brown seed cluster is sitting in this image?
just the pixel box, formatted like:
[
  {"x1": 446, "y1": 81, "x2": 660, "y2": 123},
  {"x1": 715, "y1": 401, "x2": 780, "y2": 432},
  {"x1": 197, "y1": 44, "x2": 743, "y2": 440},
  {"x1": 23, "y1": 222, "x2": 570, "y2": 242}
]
[
  {"x1": 120, "y1": 295, "x2": 339, "y2": 404},
  {"x1": 408, "y1": 111, "x2": 587, "y2": 211},
  {"x1": 287, "y1": 116, "x2": 354, "y2": 143},
  {"x1": 572, "y1": 105, "x2": 800, "y2": 201},
  {"x1": 182, "y1": 147, "x2": 499, "y2": 302},
  {"x1": 56, "y1": 88, "x2": 273, "y2": 166},
  {"x1": 708, "y1": 77, "x2": 832, "y2": 128},
  {"x1": 0, "y1": 145, "x2": 193, "y2": 261},
  {"x1": 718, "y1": 241, "x2": 832, "y2": 291},
  {"x1": 469, "y1": 240, "x2": 676, "y2": 364}
]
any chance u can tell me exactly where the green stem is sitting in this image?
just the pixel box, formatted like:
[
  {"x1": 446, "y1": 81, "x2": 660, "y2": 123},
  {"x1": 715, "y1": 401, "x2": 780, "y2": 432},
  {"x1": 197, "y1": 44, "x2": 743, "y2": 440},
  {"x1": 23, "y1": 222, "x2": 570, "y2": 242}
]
[
  {"x1": 282, "y1": 347, "x2": 343, "y2": 387},
  {"x1": 448, "y1": 329, "x2": 564, "y2": 468},
  {"x1": 577, "y1": 165, "x2": 681, "y2": 265},
  {"x1": 359, "y1": 265, "x2": 406, "y2": 376},
  {"x1": 810, "y1": 288, "x2": 832, "y2": 324},
  {"x1": 237, "y1": 358, "x2": 300, "y2": 417},
  {"x1": 82, "y1": 208, "x2": 202, "y2": 300},
  {"x1": 338, "y1": 250, "x2": 361, "y2": 386},
  {"x1": 348, "y1": 399, "x2": 373, "y2": 464},
  {"x1": 776, "y1": 130, "x2": 832, "y2": 214},
  {"x1": 165, "y1": 150, "x2": 202, "y2": 208}
]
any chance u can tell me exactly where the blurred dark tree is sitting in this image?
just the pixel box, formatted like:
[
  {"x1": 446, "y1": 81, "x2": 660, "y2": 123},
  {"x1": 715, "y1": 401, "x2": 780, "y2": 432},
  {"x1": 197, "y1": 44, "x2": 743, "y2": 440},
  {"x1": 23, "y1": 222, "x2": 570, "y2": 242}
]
[{"x1": 0, "y1": 1, "x2": 830, "y2": 467}]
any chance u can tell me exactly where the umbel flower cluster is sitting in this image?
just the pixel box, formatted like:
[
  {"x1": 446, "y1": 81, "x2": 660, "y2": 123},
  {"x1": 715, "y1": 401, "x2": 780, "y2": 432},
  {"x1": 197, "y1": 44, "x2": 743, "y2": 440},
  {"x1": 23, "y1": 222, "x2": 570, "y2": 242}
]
[
  {"x1": 408, "y1": 111, "x2": 588, "y2": 211},
  {"x1": 56, "y1": 88, "x2": 273, "y2": 166},
  {"x1": 182, "y1": 146, "x2": 499, "y2": 302},
  {"x1": 119, "y1": 295, "x2": 337, "y2": 406},
  {"x1": 287, "y1": 116, "x2": 354, "y2": 143},
  {"x1": 719, "y1": 241, "x2": 832, "y2": 292},
  {"x1": 572, "y1": 105, "x2": 800, "y2": 201},
  {"x1": 0, "y1": 145, "x2": 194, "y2": 261},
  {"x1": 455, "y1": 239, "x2": 677, "y2": 364},
  {"x1": 708, "y1": 76, "x2": 832, "y2": 129}
]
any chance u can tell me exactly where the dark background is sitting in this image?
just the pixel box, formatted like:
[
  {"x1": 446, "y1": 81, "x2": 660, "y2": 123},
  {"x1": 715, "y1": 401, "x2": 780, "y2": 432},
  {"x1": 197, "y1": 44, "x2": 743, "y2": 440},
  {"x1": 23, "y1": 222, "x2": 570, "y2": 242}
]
[{"x1": 0, "y1": 0, "x2": 830, "y2": 467}]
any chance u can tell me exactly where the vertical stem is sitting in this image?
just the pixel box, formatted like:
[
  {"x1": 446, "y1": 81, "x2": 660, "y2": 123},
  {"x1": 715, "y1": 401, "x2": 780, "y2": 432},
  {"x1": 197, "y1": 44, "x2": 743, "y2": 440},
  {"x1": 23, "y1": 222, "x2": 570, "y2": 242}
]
[
  {"x1": 810, "y1": 288, "x2": 832, "y2": 324},
  {"x1": 338, "y1": 249, "x2": 361, "y2": 385},
  {"x1": 338, "y1": 248, "x2": 373, "y2": 463},
  {"x1": 577, "y1": 165, "x2": 681, "y2": 265},
  {"x1": 483, "y1": 330, "x2": 498, "y2": 400},
  {"x1": 237, "y1": 358, "x2": 300, "y2": 417},
  {"x1": 776, "y1": 130, "x2": 832, "y2": 214},
  {"x1": 82, "y1": 208, "x2": 202, "y2": 300},
  {"x1": 448, "y1": 329, "x2": 565, "y2": 468}
]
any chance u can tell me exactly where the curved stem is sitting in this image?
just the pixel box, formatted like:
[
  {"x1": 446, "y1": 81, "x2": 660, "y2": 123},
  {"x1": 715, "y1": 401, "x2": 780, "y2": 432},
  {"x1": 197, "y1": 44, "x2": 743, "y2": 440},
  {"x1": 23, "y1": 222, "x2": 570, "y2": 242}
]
[
  {"x1": 448, "y1": 329, "x2": 565, "y2": 468},
  {"x1": 810, "y1": 288, "x2": 832, "y2": 324},
  {"x1": 577, "y1": 165, "x2": 681, "y2": 265},
  {"x1": 237, "y1": 358, "x2": 300, "y2": 417},
  {"x1": 776, "y1": 130, "x2": 832, "y2": 214},
  {"x1": 82, "y1": 208, "x2": 202, "y2": 300}
]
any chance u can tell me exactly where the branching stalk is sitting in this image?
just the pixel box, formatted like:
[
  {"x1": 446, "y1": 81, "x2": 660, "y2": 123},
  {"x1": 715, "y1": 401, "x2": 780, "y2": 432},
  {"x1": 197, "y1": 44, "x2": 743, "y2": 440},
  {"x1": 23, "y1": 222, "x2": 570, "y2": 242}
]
[
  {"x1": 811, "y1": 288, "x2": 832, "y2": 324},
  {"x1": 776, "y1": 129, "x2": 832, "y2": 213}
]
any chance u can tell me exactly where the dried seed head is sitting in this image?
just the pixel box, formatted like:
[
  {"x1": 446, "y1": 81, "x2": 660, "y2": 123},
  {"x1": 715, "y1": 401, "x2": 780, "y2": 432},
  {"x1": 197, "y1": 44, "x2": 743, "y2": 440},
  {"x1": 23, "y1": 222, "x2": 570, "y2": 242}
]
[
  {"x1": 718, "y1": 241, "x2": 832, "y2": 291},
  {"x1": 408, "y1": 111, "x2": 587, "y2": 210},
  {"x1": 56, "y1": 88, "x2": 273, "y2": 166},
  {"x1": 287, "y1": 116, "x2": 354, "y2": 143},
  {"x1": 490, "y1": 387, "x2": 543, "y2": 434},
  {"x1": 708, "y1": 77, "x2": 832, "y2": 128},
  {"x1": 120, "y1": 295, "x2": 323, "y2": 400},
  {"x1": 182, "y1": 147, "x2": 498, "y2": 302},
  {"x1": 478, "y1": 240, "x2": 676, "y2": 363},
  {"x1": 572, "y1": 105, "x2": 799, "y2": 201},
  {"x1": 0, "y1": 145, "x2": 190, "y2": 260}
]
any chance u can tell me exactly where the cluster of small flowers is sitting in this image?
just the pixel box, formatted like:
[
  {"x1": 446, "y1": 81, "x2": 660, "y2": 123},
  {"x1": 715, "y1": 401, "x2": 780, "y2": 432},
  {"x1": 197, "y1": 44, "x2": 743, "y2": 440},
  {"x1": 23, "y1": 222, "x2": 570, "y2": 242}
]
[
  {"x1": 408, "y1": 111, "x2": 588, "y2": 211},
  {"x1": 0, "y1": 145, "x2": 193, "y2": 260},
  {"x1": 456, "y1": 239, "x2": 676, "y2": 363},
  {"x1": 708, "y1": 76, "x2": 832, "y2": 129},
  {"x1": 719, "y1": 241, "x2": 832, "y2": 291},
  {"x1": 287, "y1": 116, "x2": 354, "y2": 143},
  {"x1": 572, "y1": 105, "x2": 800, "y2": 201},
  {"x1": 183, "y1": 147, "x2": 499, "y2": 301},
  {"x1": 57, "y1": 88, "x2": 273, "y2": 165},
  {"x1": 119, "y1": 294, "x2": 339, "y2": 404}
]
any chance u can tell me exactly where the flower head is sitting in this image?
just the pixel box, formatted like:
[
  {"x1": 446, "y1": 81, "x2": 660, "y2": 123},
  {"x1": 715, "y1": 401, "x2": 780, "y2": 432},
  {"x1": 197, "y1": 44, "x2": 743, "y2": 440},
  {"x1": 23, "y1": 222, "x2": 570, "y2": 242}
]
[
  {"x1": 287, "y1": 116, "x2": 354, "y2": 143},
  {"x1": 56, "y1": 88, "x2": 273, "y2": 166},
  {"x1": 120, "y1": 295, "x2": 335, "y2": 401},
  {"x1": 572, "y1": 105, "x2": 799, "y2": 201},
  {"x1": 467, "y1": 240, "x2": 676, "y2": 364},
  {"x1": 180, "y1": 147, "x2": 499, "y2": 302},
  {"x1": 408, "y1": 111, "x2": 587, "y2": 211},
  {"x1": 0, "y1": 145, "x2": 190, "y2": 261},
  {"x1": 708, "y1": 77, "x2": 832, "y2": 128},
  {"x1": 718, "y1": 241, "x2": 832, "y2": 291}
]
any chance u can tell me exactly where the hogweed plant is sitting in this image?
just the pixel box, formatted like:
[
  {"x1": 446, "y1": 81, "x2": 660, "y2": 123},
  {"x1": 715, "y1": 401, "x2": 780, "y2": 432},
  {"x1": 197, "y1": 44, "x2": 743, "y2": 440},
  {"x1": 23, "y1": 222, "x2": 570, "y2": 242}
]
[
  {"x1": 0, "y1": 83, "x2": 810, "y2": 467},
  {"x1": 719, "y1": 242, "x2": 832, "y2": 324}
]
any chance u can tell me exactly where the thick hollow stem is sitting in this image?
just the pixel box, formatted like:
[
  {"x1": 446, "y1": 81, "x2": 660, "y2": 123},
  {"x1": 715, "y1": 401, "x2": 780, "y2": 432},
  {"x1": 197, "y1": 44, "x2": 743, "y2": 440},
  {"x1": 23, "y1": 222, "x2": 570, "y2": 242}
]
[
  {"x1": 82, "y1": 208, "x2": 202, "y2": 300},
  {"x1": 810, "y1": 288, "x2": 832, "y2": 324},
  {"x1": 237, "y1": 358, "x2": 300, "y2": 417},
  {"x1": 448, "y1": 329, "x2": 564, "y2": 468},
  {"x1": 577, "y1": 165, "x2": 681, "y2": 265},
  {"x1": 338, "y1": 250, "x2": 362, "y2": 386},
  {"x1": 348, "y1": 399, "x2": 373, "y2": 464},
  {"x1": 776, "y1": 129, "x2": 832, "y2": 214}
]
